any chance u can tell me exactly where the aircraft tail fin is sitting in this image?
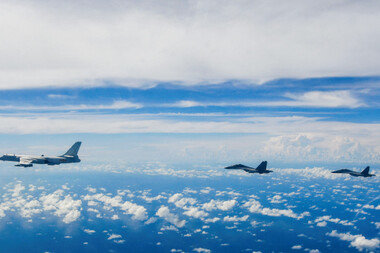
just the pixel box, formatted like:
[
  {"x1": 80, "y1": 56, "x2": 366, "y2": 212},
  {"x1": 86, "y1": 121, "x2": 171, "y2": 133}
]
[
  {"x1": 361, "y1": 166, "x2": 370, "y2": 175},
  {"x1": 257, "y1": 161, "x2": 267, "y2": 172},
  {"x1": 63, "y1": 142, "x2": 81, "y2": 156}
]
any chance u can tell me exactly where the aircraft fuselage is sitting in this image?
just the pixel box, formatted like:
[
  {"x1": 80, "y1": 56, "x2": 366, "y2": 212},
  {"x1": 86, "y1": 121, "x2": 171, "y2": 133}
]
[{"x1": 0, "y1": 154, "x2": 80, "y2": 166}]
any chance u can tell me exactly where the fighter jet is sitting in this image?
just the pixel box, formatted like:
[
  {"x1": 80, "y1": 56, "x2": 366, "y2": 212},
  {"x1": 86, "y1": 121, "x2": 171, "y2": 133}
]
[
  {"x1": 0, "y1": 142, "x2": 81, "y2": 167},
  {"x1": 224, "y1": 161, "x2": 272, "y2": 174},
  {"x1": 332, "y1": 166, "x2": 375, "y2": 177}
]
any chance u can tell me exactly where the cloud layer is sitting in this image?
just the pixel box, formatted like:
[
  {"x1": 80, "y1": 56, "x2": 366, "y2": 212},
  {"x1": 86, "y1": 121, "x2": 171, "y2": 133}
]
[{"x1": 1, "y1": 0, "x2": 380, "y2": 88}]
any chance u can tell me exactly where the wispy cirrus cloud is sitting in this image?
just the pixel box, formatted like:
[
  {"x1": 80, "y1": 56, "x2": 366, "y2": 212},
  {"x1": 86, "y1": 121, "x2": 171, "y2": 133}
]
[
  {"x1": 0, "y1": 100, "x2": 142, "y2": 111},
  {"x1": 168, "y1": 90, "x2": 364, "y2": 108}
]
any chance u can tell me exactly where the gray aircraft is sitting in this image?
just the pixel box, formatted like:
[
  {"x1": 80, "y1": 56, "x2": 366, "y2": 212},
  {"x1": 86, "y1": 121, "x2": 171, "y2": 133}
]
[
  {"x1": 0, "y1": 142, "x2": 81, "y2": 167},
  {"x1": 224, "y1": 161, "x2": 272, "y2": 174},
  {"x1": 332, "y1": 166, "x2": 375, "y2": 177}
]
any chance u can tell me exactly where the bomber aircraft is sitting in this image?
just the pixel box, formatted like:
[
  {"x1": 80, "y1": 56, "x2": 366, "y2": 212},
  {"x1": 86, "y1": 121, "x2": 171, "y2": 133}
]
[
  {"x1": 332, "y1": 166, "x2": 375, "y2": 177},
  {"x1": 224, "y1": 161, "x2": 272, "y2": 174},
  {"x1": 0, "y1": 142, "x2": 81, "y2": 167}
]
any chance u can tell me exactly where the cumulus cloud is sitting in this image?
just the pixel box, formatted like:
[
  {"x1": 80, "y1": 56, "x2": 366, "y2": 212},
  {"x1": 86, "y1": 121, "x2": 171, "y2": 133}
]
[
  {"x1": 223, "y1": 215, "x2": 249, "y2": 222},
  {"x1": 269, "y1": 195, "x2": 286, "y2": 204},
  {"x1": 140, "y1": 194, "x2": 165, "y2": 203},
  {"x1": 168, "y1": 193, "x2": 197, "y2": 208},
  {"x1": 202, "y1": 199, "x2": 236, "y2": 211},
  {"x1": 243, "y1": 199, "x2": 309, "y2": 220},
  {"x1": 9, "y1": 183, "x2": 25, "y2": 197},
  {"x1": 1, "y1": 1, "x2": 380, "y2": 89},
  {"x1": 0, "y1": 183, "x2": 84, "y2": 223},
  {"x1": 264, "y1": 134, "x2": 379, "y2": 163},
  {"x1": 205, "y1": 217, "x2": 220, "y2": 223},
  {"x1": 193, "y1": 248, "x2": 211, "y2": 253},
  {"x1": 156, "y1": 206, "x2": 186, "y2": 228},
  {"x1": 108, "y1": 234, "x2": 122, "y2": 240},
  {"x1": 314, "y1": 216, "x2": 353, "y2": 227},
  {"x1": 327, "y1": 230, "x2": 380, "y2": 251},
  {"x1": 362, "y1": 204, "x2": 380, "y2": 210},
  {"x1": 83, "y1": 193, "x2": 147, "y2": 220},
  {"x1": 84, "y1": 229, "x2": 96, "y2": 234},
  {"x1": 40, "y1": 189, "x2": 82, "y2": 223},
  {"x1": 183, "y1": 207, "x2": 208, "y2": 219}
]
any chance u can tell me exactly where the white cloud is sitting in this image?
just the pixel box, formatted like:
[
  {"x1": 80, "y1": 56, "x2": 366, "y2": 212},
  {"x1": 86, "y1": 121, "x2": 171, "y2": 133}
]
[
  {"x1": 269, "y1": 195, "x2": 286, "y2": 204},
  {"x1": 84, "y1": 229, "x2": 96, "y2": 234},
  {"x1": 243, "y1": 199, "x2": 309, "y2": 219},
  {"x1": 140, "y1": 194, "x2": 165, "y2": 203},
  {"x1": 111, "y1": 214, "x2": 119, "y2": 220},
  {"x1": 314, "y1": 216, "x2": 353, "y2": 226},
  {"x1": 204, "y1": 217, "x2": 220, "y2": 223},
  {"x1": 183, "y1": 207, "x2": 208, "y2": 219},
  {"x1": 0, "y1": 100, "x2": 141, "y2": 111},
  {"x1": 47, "y1": 94, "x2": 75, "y2": 99},
  {"x1": 202, "y1": 199, "x2": 236, "y2": 211},
  {"x1": 161, "y1": 225, "x2": 179, "y2": 232},
  {"x1": 108, "y1": 234, "x2": 122, "y2": 240},
  {"x1": 83, "y1": 193, "x2": 147, "y2": 220},
  {"x1": 193, "y1": 248, "x2": 211, "y2": 253},
  {"x1": 9, "y1": 183, "x2": 25, "y2": 197},
  {"x1": 40, "y1": 189, "x2": 82, "y2": 223},
  {"x1": 327, "y1": 230, "x2": 380, "y2": 251},
  {"x1": 169, "y1": 91, "x2": 364, "y2": 108},
  {"x1": 283, "y1": 90, "x2": 363, "y2": 108},
  {"x1": 316, "y1": 221, "x2": 327, "y2": 227},
  {"x1": 291, "y1": 245, "x2": 302, "y2": 250},
  {"x1": 156, "y1": 206, "x2": 186, "y2": 228},
  {"x1": 264, "y1": 134, "x2": 379, "y2": 163},
  {"x1": 0, "y1": 114, "x2": 378, "y2": 164},
  {"x1": 168, "y1": 193, "x2": 183, "y2": 203},
  {"x1": 86, "y1": 187, "x2": 97, "y2": 193},
  {"x1": 276, "y1": 167, "x2": 342, "y2": 180},
  {"x1": 145, "y1": 217, "x2": 157, "y2": 225},
  {"x1": 362, "y1": 204, "x2": 380, "y2": 210},
  {"x1": 0, "y1": 1, "x2": 380, "y2": 89},
  {"x1": 223, "y1": 215, "x2": 249, "y2": 222}
]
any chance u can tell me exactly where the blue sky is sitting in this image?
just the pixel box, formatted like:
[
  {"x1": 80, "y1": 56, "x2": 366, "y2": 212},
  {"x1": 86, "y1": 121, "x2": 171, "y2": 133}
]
[
  {"x1": 0, "y1": 0, "x2": 379, "y2": 165},
  {"x1": 0, "y1": 1, "x2": 379, "y2": 252},
  {"x1": 0, "y1": 76, "x2": 378, "y2": 165}
]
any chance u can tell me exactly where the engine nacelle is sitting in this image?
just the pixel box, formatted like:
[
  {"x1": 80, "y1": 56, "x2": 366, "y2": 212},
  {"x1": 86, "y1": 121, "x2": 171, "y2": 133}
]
[
  {"x1": 15, "y1": 164, "x2": 33, "y2": 167},
  {"x1": 45, "y1": 158, "x2": 62, "y2": 165}
]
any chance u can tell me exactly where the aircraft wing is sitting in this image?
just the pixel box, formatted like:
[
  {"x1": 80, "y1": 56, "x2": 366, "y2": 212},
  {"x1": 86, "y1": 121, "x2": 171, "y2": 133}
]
[
  {"x1": 225, "y1": 164, "x2": 253, "y2": 170},
  {"x1": 243, "y1": 168, "x2": 258, "y2": 173},
  {"x1": 331, "y1": 169, "x2": 354, "y2": 174},
  {"x1": 16, "y1": 157, "x2": 34, "y2": 167}
]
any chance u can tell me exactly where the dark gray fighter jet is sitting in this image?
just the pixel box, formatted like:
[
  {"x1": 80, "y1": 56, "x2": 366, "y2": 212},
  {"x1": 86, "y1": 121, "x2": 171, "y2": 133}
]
[
  {"x1": 0, "y1": 142, "x2": 81, "y2": 167},
  {"x1": 332, "y1": 166, "x2": 375, "y2": 177},
  {"x1": 224, "y1": 161, "x2": 272, "y2": 174}
]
